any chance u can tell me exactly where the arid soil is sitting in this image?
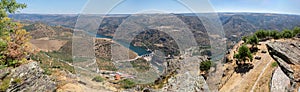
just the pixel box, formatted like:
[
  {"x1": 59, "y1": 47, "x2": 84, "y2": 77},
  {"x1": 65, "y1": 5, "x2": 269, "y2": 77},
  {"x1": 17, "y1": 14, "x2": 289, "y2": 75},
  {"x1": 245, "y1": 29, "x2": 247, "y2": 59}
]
[
  {"x1": 30, "y1": 39, "x2": 67, "y2": 52},
  {"x1": 220, "y1": 41, "x2": 277, "y2": 92}
]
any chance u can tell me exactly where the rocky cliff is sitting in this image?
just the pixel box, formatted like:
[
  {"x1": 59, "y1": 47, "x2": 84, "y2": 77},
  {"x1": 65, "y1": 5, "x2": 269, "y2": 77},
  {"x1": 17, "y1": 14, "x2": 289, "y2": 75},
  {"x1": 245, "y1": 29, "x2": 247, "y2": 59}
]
[{"x1": 267, "y1": 39, "x2": 300, "y2": 91}]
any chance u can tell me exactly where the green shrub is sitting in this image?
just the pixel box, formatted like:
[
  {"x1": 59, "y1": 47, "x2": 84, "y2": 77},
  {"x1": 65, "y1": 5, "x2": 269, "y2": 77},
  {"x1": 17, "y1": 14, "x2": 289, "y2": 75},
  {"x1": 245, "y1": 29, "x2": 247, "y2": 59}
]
[
  {"x1": 234, "y1": 54, "x2": 240, "y2": 59},
  {"x1": 247, "y1": 34, "x2": 259, "y2": 45},
  {"x1": 43, "y1": 68, "x2": 52, "y2": 75},
  {"x1": 7, "y1": 59, "x2": 20, "y2": 67},
  {"x1": 92, "y1": 76, "x2": 104, "y2": 82},
  {"x1": 293, "y1": 27, "x2": 300, "y2": 36},
  {"x1": 0, "y1": 40, "x2": 7, "y2": 51},
  {"x1": 281, "y1": 29, "x2": 293, "y2": 38},
  {"x1": 235, "y1": 45, "x2": 253, "y2": 63},
  {"x1": 130, "y1": 58, "x2": 150, "y2": 72},
  {"x1": 119, "y1": 79, "x2": 136, "y2": 89},
  {"x1": 271, "y1": 62, "x2": 278, "y2": 68},
  {"x1": 200, "y1": 60, "x2": 212, "y2": 71},
  {"x1": 255, "y1": 30, "x2": 269, "y2": 39},
  {"x1": 12, "y1": 78, "x2": 22, "y2": 84},
  {"x1": 242, "y1": 36, "x2": 249, "y2": 42},
  {"x1": 0, "y1": 77, "x2": 11, "y2": 91},
  {"x1": 0, "y1": 65, "x2": 7, "y2": 69},
  {"x1": 252, "y1": 29, "x2": 298, "y2": 39},
  {"x1": 270, "y1": 30, "x2": 281, "y2": 39}
]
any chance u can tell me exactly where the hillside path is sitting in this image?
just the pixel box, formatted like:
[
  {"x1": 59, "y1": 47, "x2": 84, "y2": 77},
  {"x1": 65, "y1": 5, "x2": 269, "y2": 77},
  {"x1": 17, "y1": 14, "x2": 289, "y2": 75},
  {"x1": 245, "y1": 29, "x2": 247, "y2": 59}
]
[{"x1": 220, "y1": 41, "x2": 275, "y2": 92}]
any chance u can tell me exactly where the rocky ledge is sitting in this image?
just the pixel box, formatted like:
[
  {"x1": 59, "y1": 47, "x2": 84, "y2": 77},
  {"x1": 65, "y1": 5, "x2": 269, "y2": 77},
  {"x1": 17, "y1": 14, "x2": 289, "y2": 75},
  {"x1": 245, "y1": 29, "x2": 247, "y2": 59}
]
[
  {"x1": 0, "y1": 62, "x2": 56, "y2": 92},
  {"x1": 267, "y1": 39, "x2": 300, "y2": 91}
]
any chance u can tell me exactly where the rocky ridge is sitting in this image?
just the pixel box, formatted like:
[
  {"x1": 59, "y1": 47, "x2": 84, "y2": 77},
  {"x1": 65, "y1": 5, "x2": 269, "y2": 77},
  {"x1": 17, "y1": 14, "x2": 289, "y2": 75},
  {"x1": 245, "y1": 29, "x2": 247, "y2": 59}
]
[
  {"x1": 267, "y1": 39, "x2": 300, "y2": 91},
  {"x1": 0, "y1": 62, "x2": 56, "y2": 92}
]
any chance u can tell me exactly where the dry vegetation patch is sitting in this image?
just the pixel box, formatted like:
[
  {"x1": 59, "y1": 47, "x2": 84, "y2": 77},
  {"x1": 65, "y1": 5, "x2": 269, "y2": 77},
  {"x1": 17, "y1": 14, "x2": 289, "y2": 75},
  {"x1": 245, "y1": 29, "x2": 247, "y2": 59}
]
[{"x1": 30, "y1": 39, "x2": 67, "y2": 52}]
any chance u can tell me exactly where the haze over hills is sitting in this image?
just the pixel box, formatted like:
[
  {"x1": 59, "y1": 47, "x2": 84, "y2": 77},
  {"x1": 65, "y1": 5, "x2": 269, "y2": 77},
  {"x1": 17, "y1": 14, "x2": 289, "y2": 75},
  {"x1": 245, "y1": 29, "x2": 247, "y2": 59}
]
[
  {"x1": 10, "y1": 13, "x2": 300, "y2": 54},
  {"x1": 10, "y1": 13, "x2": 300, "y2": 38}
]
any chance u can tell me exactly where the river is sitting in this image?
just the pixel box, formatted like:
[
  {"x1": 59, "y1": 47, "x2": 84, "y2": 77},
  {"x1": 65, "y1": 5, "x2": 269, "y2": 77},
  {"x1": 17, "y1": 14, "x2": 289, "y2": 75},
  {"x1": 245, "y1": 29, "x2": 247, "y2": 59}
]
[{"x1": 96, "y1": 34, "x2": 151, "y2": 56}]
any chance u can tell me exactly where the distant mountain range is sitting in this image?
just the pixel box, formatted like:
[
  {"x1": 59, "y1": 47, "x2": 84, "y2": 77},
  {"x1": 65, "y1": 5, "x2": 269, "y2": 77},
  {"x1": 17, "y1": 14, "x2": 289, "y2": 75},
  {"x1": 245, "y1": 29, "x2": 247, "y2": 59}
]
[
  {"x1": 10, "y1": 13, "x2": 300, "y2": 37},
  {"x1": 9, "y1": 13, "x2": 300, "y2": 55}
]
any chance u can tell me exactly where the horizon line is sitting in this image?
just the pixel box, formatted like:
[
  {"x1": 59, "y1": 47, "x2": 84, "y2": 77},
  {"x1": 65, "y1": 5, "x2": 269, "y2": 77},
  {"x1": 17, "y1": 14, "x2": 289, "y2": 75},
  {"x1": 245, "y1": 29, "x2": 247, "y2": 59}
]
[{"x1": 13, "y1": 12, "x2": 300, "y2": 16}]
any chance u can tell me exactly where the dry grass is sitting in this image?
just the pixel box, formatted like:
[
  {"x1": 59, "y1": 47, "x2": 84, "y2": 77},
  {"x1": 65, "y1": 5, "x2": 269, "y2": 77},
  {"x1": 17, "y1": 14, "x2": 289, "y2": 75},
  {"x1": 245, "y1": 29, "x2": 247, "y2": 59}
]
[
  {"x1": 30, "y1": 39, "x2": 67, "y2": 52},
  {"x1": 220, "y1": 41, "x2": 277, "y2": 92},
  {"x1": 253, "y1": 61, "x2": 276, "y2": 92}
]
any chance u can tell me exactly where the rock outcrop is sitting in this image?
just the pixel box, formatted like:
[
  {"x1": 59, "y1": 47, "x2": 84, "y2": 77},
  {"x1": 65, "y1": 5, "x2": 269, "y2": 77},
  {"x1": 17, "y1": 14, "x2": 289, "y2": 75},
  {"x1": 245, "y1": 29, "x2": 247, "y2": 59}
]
[
  {"x1": 160, "y1": 56, "x2": 209, "y2": 92},
  {"x1": 151, "y1": 53, "x2": 213, "y2": 92},
  {"x1": 267, "y1": 40, "x2": 300, "y2": 91},
  {"x1": 267, "y1": 41, "x2": 300, "y2": 64},
  {"x1": 271, "y1": 67, "x2": 290, "y2": 92},
  {"x1": 0, "y1": 62, "x2": 56, "y2": 92}
]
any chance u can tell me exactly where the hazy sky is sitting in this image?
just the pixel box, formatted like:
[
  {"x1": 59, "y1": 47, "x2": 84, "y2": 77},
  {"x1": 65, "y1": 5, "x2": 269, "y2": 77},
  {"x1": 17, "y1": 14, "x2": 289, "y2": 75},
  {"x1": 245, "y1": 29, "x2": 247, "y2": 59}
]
[{"x1": 16, "y1": 0, "x2": 300, "y2": 14}]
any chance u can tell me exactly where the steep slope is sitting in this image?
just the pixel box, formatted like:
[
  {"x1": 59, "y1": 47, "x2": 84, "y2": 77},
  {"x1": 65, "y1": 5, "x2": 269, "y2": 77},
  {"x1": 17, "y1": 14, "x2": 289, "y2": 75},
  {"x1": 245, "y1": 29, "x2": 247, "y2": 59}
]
[
  {"x1": 24, "y1": 23, "x2": 73, "y2": 39},
  {"x1": 222, "y1": 15, "x2": 256, "y2": 37},
  {"x1": 220, "y1": 13, "x2": 300, "y2": 39}
]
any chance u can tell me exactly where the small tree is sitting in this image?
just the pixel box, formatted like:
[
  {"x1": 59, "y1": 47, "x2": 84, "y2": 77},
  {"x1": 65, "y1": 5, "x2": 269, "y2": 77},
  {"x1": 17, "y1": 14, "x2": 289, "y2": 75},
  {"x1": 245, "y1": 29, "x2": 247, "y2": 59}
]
[
  {"x1": 235, "y1": 45, "x2": 253, "y2": 64},
  {"x1": 200, "y1": 60, "x2": 212, "y2": 71},
  {"x1": 293, "y1": 27, "x2": 300, "y2": 36},
  {"x1": 281, "y1": 29, "x2": 293, "y2": 38},
  {"x1": 255, "y1": 30, "x2": 268, "y2": 39},
  {"x1": 0, "y1": 0, "x2": 26, "y2": 19},
  {"x1": 242, "y1": 36, "x2": 248, "y2": 42},
  {"x1": 247, "y1": 34, "x2": 259, "y2": 52},
  {"x1": 270, "y1": 30, "x2": 281, "y2": 39}
]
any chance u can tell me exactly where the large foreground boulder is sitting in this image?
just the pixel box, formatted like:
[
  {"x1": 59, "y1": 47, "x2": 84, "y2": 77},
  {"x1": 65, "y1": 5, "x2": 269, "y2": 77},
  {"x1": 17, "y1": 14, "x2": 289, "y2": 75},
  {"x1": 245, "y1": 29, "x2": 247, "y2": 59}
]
[
  {"x1": 0, "y1": 62, "x2": 56, "y2": 92},
  {"x1": 267, "y1": 40, "x2": 300, "y2": 91},
  {"x1": 271, "y1": 67, "x2": 290, "y2": 92},
  {"x1": 158, "y1": 55, "x2": 211, "y2": 92},
  {"x1": 267, "y1": 41, "x2": 300, "y2": 65}
]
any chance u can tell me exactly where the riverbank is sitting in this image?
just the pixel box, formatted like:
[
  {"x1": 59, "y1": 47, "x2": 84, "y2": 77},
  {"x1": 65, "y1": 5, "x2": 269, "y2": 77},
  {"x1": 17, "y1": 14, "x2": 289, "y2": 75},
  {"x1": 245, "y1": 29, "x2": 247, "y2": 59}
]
[{"x1": 96, "y1": 34, "x2": 151, "y2": 56}]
